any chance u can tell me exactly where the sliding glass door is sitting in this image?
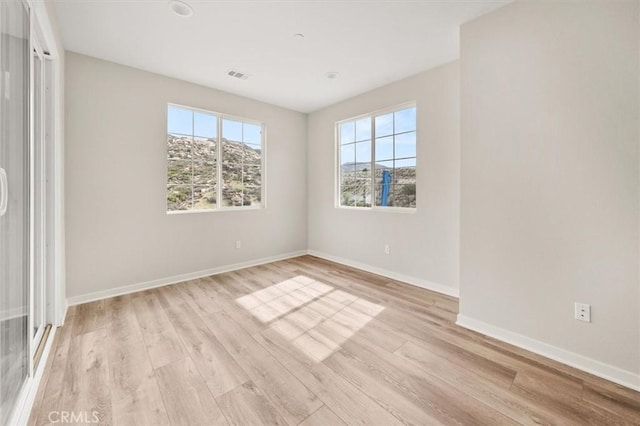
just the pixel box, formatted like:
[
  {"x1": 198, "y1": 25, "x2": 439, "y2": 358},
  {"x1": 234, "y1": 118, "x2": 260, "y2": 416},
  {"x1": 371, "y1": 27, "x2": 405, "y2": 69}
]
[{"x1": 0, "y1": 0, "x2": 30, "y2": 424}]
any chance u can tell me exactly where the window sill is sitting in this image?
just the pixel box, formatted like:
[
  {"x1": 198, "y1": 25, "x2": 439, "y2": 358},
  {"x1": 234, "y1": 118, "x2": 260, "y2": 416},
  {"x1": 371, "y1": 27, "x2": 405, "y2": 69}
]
[
  {"x1": 336, "y1": 206, "x2": 417, "y2": 214},
  {"x1": 167, "y1": 206, "x2": 264, "y2": 215}
]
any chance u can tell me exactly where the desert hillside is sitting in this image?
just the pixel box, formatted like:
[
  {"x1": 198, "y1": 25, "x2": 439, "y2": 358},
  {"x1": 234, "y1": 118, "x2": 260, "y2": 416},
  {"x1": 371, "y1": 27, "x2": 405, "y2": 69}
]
[{"x1": 167, "y1": 135, "x2": 262, "y2": 210}]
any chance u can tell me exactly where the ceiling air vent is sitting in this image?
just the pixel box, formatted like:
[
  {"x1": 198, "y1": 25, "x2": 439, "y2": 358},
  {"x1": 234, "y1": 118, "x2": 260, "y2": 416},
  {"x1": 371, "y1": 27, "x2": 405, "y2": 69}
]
[{"x1": 228, "y1": 70, "x2": 249, "y2": 80}]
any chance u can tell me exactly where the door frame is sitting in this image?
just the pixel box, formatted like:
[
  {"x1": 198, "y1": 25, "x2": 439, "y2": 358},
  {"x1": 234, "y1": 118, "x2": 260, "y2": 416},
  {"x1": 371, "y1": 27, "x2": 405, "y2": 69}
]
[
  {"x1": 7, "y1": 0, "x2": 65, "y2": 424},
  {"x1": 29, "y1": 0, "x2": 64, "y2": 330},
  {"x1": 30, "y1": 36, "x2": 46, "y2": 364}
]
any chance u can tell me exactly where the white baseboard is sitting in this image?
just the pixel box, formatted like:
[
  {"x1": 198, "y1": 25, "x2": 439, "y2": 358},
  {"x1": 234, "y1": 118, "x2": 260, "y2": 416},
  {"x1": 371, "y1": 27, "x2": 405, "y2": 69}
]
[
  {"x1": 307, "y1": 249, "x2": 459, "y2": 298},
  {"x1": 59, "y1": 302, "x2": 68, "y2": 326},
  {"x1": 11, "y1": 325, "x2": 58, "y2": 426},
  {"x1": 456, "y1": 314, "x2": 640, "y2": 392},
  {"x1": 66, "y1": 250, "x2": 308, "y2": 306}
]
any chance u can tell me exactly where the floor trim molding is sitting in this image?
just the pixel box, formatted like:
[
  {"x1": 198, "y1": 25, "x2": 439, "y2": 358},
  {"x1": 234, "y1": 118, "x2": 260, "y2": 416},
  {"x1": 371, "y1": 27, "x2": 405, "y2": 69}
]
[
  {"x1": 456, "y1": 313, "x2": 640, "y2": 392},
  {"x1": 307, "y1": 249, "x2": 459, "y2": 298},
  {"x1": 64, "y1": 248, "x2": 640, "y2": 393},
  {"x1": 66, "y1": 250, "x2": 308, "y2": 306}
]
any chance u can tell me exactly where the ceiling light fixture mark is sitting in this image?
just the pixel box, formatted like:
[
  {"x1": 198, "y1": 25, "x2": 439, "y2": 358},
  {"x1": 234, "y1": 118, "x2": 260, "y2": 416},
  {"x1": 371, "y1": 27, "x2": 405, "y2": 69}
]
[
  {"x1": 169, "y1": 0, "x2": 193, "y2": 18},
  {"x1": 326, "y1": 72, "x2": 339, "y2": 80}
]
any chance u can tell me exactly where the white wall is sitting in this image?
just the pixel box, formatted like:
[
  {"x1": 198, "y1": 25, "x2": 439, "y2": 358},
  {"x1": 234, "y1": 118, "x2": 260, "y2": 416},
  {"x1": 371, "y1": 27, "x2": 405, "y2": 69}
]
[
  {"x1": 65, "y1": 52, "x2": 307, "y2": 300},
  {"x1": 307, "y1": 62, "x2": 460, "y2": 295},
  {"x1": 459, "y1": 0, "x2": 640, "y2": 385}
]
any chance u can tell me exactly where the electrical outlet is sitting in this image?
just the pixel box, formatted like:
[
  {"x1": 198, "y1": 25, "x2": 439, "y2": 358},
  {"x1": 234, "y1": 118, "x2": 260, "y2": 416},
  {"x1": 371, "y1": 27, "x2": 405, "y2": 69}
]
[
  {"x1": 384, "y1": 244, "x2": 390, "y2": 255},
  {"x1": 235, "y1": 240, "x2": 241, "y2": 249},
  {"x1": 574, "y1": 302, "x2": 591, "y2": 322}
]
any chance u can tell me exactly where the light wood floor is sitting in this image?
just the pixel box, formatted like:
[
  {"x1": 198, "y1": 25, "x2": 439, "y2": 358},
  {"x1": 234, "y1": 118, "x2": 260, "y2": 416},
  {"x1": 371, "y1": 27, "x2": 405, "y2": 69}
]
[{"x1": 29, "y1": 255, "x2": 640, "y2": 425}]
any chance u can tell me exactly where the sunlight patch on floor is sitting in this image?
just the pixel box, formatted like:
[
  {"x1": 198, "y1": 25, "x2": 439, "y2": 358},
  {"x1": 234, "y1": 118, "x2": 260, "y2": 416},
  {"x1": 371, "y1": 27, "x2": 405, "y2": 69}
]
[{"x1": 236, "y1": 276, "x2": 385, "y2": 361}]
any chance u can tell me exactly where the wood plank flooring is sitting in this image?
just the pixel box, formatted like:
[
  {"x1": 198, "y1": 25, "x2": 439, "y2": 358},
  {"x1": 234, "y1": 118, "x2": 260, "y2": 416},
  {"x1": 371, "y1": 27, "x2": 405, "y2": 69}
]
[{"x1": 28, "y1": 255, "x2": 640, "y2": 425}]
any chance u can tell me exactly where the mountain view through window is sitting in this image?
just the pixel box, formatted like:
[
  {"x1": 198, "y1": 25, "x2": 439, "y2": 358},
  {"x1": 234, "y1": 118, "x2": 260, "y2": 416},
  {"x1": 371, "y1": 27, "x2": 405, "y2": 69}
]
[
  {"x1": 338, "y1": 105, "x2": 416, "y2": 209},
  {"x1": 167, "y1": 105, "x2": 264, "y2": 211}
]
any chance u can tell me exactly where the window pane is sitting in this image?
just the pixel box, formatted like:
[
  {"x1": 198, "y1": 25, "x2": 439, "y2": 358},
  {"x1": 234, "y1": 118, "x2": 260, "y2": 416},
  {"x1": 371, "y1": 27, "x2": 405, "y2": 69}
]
[
  {"x1": 354, "y1": 165, "x2": 372, "y2": 180},
  {"x1": 340, "y1": 121, "x2": 355, "y2": 144},
  {"x1": 374, "y1": 161, "x2": 393, "y2": 206},
  {"x1": 340, "y1": 183, "x2": 357, "y2": 207},
  {"x1": 192, "y1": 160, "x2": 216, "y2": 186},
  {"x1": 168, "y1": 160, "x2": 192, "y2": 185},
  {"x1": 391, "y1": 184, "x2": 416, "y2": 208},
  {"x1": 341, "y1": 162, "x2": 356, "y2": 174},
  {"x1": 243, "y1": 165, "x2": 262, "y2": 187},
  {"x1": 375, "y1": 161, "x2": 393, "y2": 181},
  {"x1": 354, "y1": 179, "x2": 371, "y2": 207},
  {"x1": 394, "y1": 159, "x2": 416, "y2": 188},
  {"x1": 168, "y1": 105, "x2": 193, "y2": 135},
  {"x1": 394, "y1": 107, "x2": 416, "y2": 133},
  {"x1": 394, "y1": 166, "x2": 416, "y2": 187},
  {"x1": 194, "y1": 111, "x2": 217, "y2": 138},
  {"x1": 355, "y1": 117, "x2": 371, "y2": 141},
  {"x1": 395, "y1": 157, "x2": 416, "y2": 168},
  {"x1": 244, "y1": 186, "x2": 262, "y2": 206},
  {"x1": 221, "y1": 119, "x2": 264, "y2": 208},
  {"x1": 244, "y1": 144, "x2": 262, "y2": 165},
  {"x1": 375, "y1": 160, "x2": 393, "y2": 173},
  {"x1": 355, "y1": 140, "x2": 371, "y2": 164},
  {"x1": 223, "y1": 119, "x2": 243, "y2": 142},
  {"x1": 167, "y1": 135, "x2": 193, "y2": 160},
  {"x1": 375, "y1": 136, "x2": 393, "y2": 161},
  {"x1": 395, "y1": 131, "x2": 416, "y2": 159},
  {"x1": 223, "y1": 140, "x2": 244, "y2": 165},
  {"x1": 222, "y1": 137, "x2": 243, "y2": 207},
  {"x1": 193, "y1": 185, "x2": 216, "y2": 209},
  {"x1": 222, "y1": 165, "x2": 242, "y2": 190},
  {"x1": 340, "y1": 162, "x2": 356, "y2": 187},
  {"x1": 167, "y1": 185, "x2": 192, "y2": 210},
  {"x1": 375, "y1": 113, "x2": 393, "y2": 137},
  {"x1": 243, "y1": 123, "x2": 261, "y2": 145},
  {"x1": 340, "y1": 143, "x2": 355, "y2": 167},
  {"x1": 193, "y1": 137, "x2": 216, "y2": 159},
  {"x1": 222, "y1": 182, "x2": 245, "y2": 207}
]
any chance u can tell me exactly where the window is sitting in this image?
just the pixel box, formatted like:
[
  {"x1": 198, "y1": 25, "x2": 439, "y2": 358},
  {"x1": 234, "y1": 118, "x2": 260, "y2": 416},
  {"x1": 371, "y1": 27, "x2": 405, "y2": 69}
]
[
  {"x1": 337, "y1": 104, "x2": 416, "y2": 209},
  {"x1": 167, "y1": 104, "x2": 264, "y2": 212}
]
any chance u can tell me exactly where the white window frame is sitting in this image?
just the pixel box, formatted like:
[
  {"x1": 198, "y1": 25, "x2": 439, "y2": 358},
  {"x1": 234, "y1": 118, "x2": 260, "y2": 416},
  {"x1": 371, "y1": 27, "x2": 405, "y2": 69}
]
[
  {"x1": 335, "y1": 101, "x2": 417, "y2": 213},
  {"x1": 166, "y1": 103, "x2": 266, "y2": 214}
]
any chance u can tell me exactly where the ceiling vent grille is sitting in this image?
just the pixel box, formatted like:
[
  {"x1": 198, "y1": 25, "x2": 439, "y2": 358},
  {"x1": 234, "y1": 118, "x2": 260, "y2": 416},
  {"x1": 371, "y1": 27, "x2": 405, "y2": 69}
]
[{"x1": 228, "y1": 70, "x2": 249, "y2": 80}]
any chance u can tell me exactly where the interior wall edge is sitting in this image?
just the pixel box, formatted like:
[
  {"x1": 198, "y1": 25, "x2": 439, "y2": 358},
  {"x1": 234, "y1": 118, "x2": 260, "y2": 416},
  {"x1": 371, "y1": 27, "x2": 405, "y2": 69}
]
[
  {"x1": 456, "y1": 314, "x2": 640, "y2": 392},
  {"x1": 65, "y1": 249, "x2": 308, "y2": 306},
  {"x1": 308, "y1": 249, "x2": 459, "y2": 298}
]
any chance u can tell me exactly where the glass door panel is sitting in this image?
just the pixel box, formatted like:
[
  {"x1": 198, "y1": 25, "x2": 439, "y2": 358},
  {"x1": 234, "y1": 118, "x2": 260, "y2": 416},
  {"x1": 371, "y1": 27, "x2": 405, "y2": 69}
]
[{"x1": 0, "y1": 0, "x2": 30, "y2": 423}]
